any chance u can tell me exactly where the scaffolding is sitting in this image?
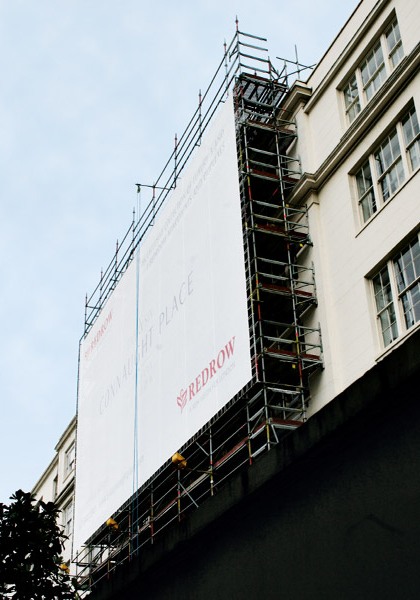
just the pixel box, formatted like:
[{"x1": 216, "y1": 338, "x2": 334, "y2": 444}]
[{"x1": 75, "y1": 27, "x2": 322, "y2": 594}]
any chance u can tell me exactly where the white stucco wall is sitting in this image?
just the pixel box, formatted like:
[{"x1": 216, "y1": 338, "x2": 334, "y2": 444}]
[
  {"x1": 294, "y1": 0, "x2": 420, "y2": 413},
  {"x1": 293, "y1": 0, "x2": 420, "y2": 174}
]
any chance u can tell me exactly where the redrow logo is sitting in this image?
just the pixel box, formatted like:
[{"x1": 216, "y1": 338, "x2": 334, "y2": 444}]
[
  {"x1": 177, "y1": 336, "x2": 235, "y2": 412},
  {"x1": 84, "y1": 310, "x2": 113, "y2": 361}
]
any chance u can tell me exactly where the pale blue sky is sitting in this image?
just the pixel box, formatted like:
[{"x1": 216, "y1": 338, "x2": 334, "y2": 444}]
[{"x1": 0, "y1": 0, "x2": 359, "y2": 504}]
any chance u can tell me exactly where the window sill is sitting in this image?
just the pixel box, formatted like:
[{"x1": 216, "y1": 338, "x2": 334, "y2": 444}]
[
  {"x1": 63, "y1": 468, "x2": 75, "y2": 485},
  {"x1": 375, "y1": 320, "x2": 420, "y2": 363}
]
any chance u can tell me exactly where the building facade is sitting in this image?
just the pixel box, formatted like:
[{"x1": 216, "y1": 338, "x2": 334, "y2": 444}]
[
  {"x1": 286, "y1": 0, "x2": 420, "y2": 416},
  {"x1": 32, "y1": 417, "x2": 76, "y2": 564}
]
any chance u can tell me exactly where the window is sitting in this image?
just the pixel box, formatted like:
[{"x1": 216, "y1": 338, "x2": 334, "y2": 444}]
[
  {"x1": 343, "y1": 74, "x2": 361, "y2": 123},
  {"x1": 386, "y1": 19, "x2": 403, "y2": 68},
  {"x1": 65, "y1": 443, "x2": 75, "y2": 477},
  {"x1": 373, "y1": 266, "x2": 398, "y2": 346},
  {"x1": 356, "y1": 160, "x2": 376, "y2": 221},
  {"x1": 52, "y1": 476, "x2": 58, "y2": 500},
  {"x1": 361, "y1": 41, "x2": 386, "y2": 102},
  {"x1": 394, "y1": 238, "x2": 420, "y2": 328},
  {"x1": 355, "y1": 105, "x2": 418, "y2": 223},
  {"x1": 402, "y1": 108, "x2": 420, "y2": 170},
  {"x1": 374, "y1": 128, "x2": 405, "y2": 201},
  {"x1": 63, "y1": 500, "x2": 73, "y2": 538},
  {"x1": 342, "y1": 17, "x2": 403, "y2": 124},
  {"x1": 372, "y1": 233, "x2": 420, "y2": 346}
]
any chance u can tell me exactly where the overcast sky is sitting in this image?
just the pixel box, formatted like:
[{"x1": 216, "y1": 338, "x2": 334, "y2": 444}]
[{"x1": 0, "y1": 0, "x2": 359, "y2": 504}]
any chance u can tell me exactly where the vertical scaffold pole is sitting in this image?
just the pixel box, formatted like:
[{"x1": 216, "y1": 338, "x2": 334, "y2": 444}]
[
  {"x1": 223, "y1": 41, "x2": 229, "y2": 98},
  {"x1": 150, "y1": 484, "x2": 155, "y2": 544},
  {"x1": 99, "y1": 269, "x2": 103, "y2": 306},
  {"x1": 132, "y1": 206, "x2": 136, "y2": 250},
  {"x1": 246, "y1": 404, "x2": 253, "y2": 465},
  {"x1": 114, "y1": 240, "x2": 119, "y2": 287},
  {"x1": 209, "y1": 428, "x2": 214, "y2": 496},
  {"x1": 174, "y1": 133, "x2": 178, "y2": 188},
  {"x1": 198, "y1": 90, "x2": 202, "y2": 145},
  {"x1": 176, "y1": 470, "x2": 182, "y2": 521},
  {"x1": 84, "y1": 293, "x2": 88, "y2": 333},
  {"x1": 152, "y1": 184, "x2": 156, "y2": 225}
]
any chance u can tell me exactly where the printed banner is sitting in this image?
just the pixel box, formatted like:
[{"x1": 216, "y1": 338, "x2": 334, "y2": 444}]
[{"x1": 73, "y1": 97, "x2": 252, "y2": 554}]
